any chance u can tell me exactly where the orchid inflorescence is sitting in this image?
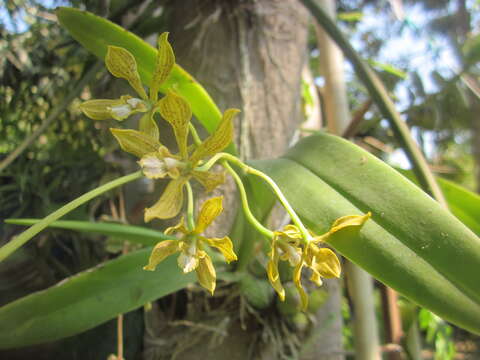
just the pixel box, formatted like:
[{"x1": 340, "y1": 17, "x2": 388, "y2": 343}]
[{"x1": 80, "y1": 32, "x2": 370, "y2": 310}]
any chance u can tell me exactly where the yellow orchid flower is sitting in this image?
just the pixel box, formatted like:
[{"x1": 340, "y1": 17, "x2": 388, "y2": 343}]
[
  {"x1": 108, "y1": 91, "x2": 239, "y2": 221},
  {"x1": 79, "y1": 33, "x2": 240, "y2": 221},
  {"x1": 143, "y1": 196, "x2": 237, "y2": 294},
  {"x1": 143, "y1": 99, "x2": 239, "y2": 221},
  {"x1": 80, "y1": 32, "x2": 175, "y2": 139},
  {"x1": 267, "y1": 213, "x2": 371, "y2": 310}
]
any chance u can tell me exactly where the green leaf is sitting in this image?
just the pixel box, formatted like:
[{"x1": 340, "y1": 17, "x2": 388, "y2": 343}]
[
  {"x1": 56, "y1": 7, "x2": 234, "y2": 149},
  {"x1": 337, "y1": 11, "x2": 363, "y2": 22},
  {"x1": 252, "y1": 132, "x2": 480, "y2": 334},
  {"x1": 0, "y1": 249, "x2": 194, "y2": 349},
  {"x1": 396, "y1": 169, "x2": 480, "y2": 236},
  {"x1": 463, "y1": 33, "x2": 480, "y2": 65},
  {"x1": 0, "y1": 171, "x2": 143, "y2": 263},
  {"x1": 5, "y1": 219, "x2": 173, "y2": 246},
  {"x1": 368, "y1": 59, "x2": 407, "y2": 79}
]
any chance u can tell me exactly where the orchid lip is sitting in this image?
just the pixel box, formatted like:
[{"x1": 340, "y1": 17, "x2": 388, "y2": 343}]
[{"x1": 109, "y1": 104, "x2": 131, "y2": 118}]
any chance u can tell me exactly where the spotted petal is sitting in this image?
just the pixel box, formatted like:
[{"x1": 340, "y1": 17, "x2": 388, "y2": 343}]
[
  {"x1": 267, "y1": 245, "x2": 285, "y2": 301},
  {"x1": 158, "y1": 91, "x2": 191, "y2": 158},
  {"x1": 196, "y1": 253, "x2": 216, "y2": 295},
  {"x1": 110, "y1": 128, "x2": 160, "y2": 158},
  {"x1": 143, "y1": 240, "x2": 179, "y2": 271},
  {"x1": 310, "y1": 246, "x2": 341, "y2": 278},
  {"x1": 203, "y1": 236, "x2": 237, "y2": 263},
  {"x1": 190, "y1": 108, "x2": 239, "y2": 164},
  {"x1": 293, "y1": 261, "x2": 308, "y2": 311},
  {"x1": 314, "y1": 213, "x2": 371, "y2": 243},
  {"x1": 194, "y1": 196, "x2": 223, "y2": 234},
  {"x1": 105, "y1": 46, "x2": 147, "y2": 99},
  {"x1": 150, "y1": 32, "x2": 175, "y2": 102},
  {"x1": 144, "y1": 178, "x2": 187, "y2": 221},
  {"x1": 139, "y1": 111, "x2": 160, "y2": 140},
  {"x1": 165, "y1": 217, "x2": 188, "y2": 236},
  {"x1": 275, "y1": 225, "x2": 303, "y2": 241},
  {"x1": 80, "y1": 98, "x2": 127, "y2": 120},
  {"x1": 192, "y1": 170, "x2": 225, "y2": 192}
]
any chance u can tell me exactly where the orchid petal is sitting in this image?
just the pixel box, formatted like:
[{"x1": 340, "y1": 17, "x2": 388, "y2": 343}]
[
  {"x1": 150, "y1": 32, "x2": 175, "y2": 102},
  {"x1": 190, "y1": 108, "x2": 239, "y2": 164},
  {"x1": 194, "y1": 196, "x2": 223, "y2": 234},
  {"x1": 203, "y1": 236, "x2": 237, "y2": 263},
  {"x1": 158, "y1": 91, "x2": 191, "y2": 158},
  {"x1": 144, "y1": 177, "x2": 187, "y2": 221},
  {"x1": 192, "y1": 170, "x2": 225, "y2": 192},
  {"x1": 105, "y1": 46, "x2": 147, "y2": 99},
  {"x1": 143, "y1": 240, "x2": 179, "y2": 271},
  {"x1": 110, "y1": 128, "x2": 160, "y2": 158},
  {"x1": 196, "y1": 253, "x2": 216, "y2": 295}
]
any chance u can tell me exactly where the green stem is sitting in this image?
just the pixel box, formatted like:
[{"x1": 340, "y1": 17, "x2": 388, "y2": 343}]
[
  {"x1": 185, "y1": 181, "x2": 196, "y2": 231},
  {"x1": 195, "y1": 152, "x2": 237, "y2": 172},
  {"x1": 223, "y1": 161, "x2": 273, "y2": 239},
  {"x1": 200, "y1": 153, "x2": 311, "y2": 241},
  {"x1": 246, "y1": 167, "x2": 311, "y2": 241},
  {"x1": 300, "y1": 0, "x2": 447, "y2": 209},
  {"x1": 0, "y1": 171, "x2": 143, "y2": 263},
  {"x1": 189, "y1": 123, "x2": 203, "y2": 147}
]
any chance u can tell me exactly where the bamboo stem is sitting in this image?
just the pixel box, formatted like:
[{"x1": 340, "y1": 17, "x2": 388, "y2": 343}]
[{"x1": 314, "y1": 3, "x2": 381, "y2": 360}]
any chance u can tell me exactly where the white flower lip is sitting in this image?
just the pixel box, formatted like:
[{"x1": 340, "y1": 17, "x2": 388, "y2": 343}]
[
  {"x1": 109, "y1": 104, "x2": 132, "y2": 118},
  {"x1": 126, "y1": 97, "x2": 143, "y2": 107}
]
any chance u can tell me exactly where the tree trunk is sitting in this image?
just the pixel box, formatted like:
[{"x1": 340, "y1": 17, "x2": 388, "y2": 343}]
[{"x1": 141, "y1": 0, "x2": 343, "y2": 358}]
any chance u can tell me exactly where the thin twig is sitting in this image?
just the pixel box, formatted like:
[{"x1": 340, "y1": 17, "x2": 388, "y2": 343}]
[
  {"x1": 343, "y1": 99, "x2": 373, "y2": 138},
  {"x1": 117, "y1": 313, "x2": 124, "y2": 360}
]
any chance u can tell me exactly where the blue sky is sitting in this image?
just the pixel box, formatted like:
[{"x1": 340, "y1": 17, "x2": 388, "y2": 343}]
[{"x1": 0, "y1": 0, "x2": 69, "y2": 32}]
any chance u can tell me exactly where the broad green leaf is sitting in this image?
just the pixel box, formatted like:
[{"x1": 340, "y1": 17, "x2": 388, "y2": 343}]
[
  {"x1": 0, "y1": 249, "x2": 194, "y2": 348},
  {"x1": 56, "y1": 7, "x2": 231, "y2": 143},
  {"x1": 5, "y1": 219, "x2": 173, "y2": 246},
  {"x1": 252, "y1": 133, "x2": 480, "y2": 334},
  {"x1": 396, "y1": 169, "x2": 480, "y2": 236}
]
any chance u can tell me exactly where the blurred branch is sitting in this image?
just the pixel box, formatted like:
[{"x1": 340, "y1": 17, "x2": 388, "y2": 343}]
[{"x1": 343, "y1": 99, "x2": 373, "y2": 138}]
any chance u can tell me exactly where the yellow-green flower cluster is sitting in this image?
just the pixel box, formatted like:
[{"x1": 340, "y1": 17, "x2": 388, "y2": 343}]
[
  {"x1": 80, "y1": 32, "x2": 240, "y2": 294},
  {"x1": 143, "y1": 196, "x2": 237, "y2": 294},
  {"x1": 79, "y1": 31, "x2": 371, "y2": 305},
  {"x1": 267, "y1": 214, "x2": 371, "y2": 310}
]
